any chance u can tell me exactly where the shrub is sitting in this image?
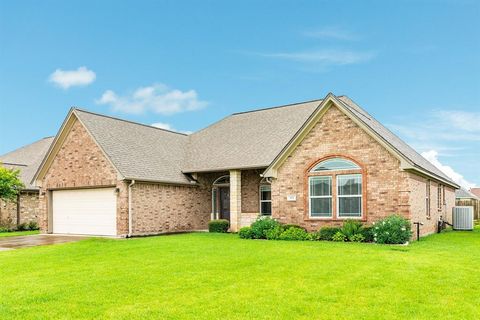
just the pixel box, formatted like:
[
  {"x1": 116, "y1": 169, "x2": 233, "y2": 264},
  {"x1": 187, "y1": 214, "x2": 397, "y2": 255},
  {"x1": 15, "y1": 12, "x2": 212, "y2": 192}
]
[
  {"x1": 332, "y1": 231, "x2": 346, "y2": 242},
  {"x1": 250, "y1": 217, "x2": 281, "y2": 239},
  {"x1": 350, "y1": 233, "x2": 365, "y2": 243},
  {"x1": 361, "y1": 226, "x2": 374, "y2": 242},
  {"x1": 341, "y1": 220, "x2": 364, "y2": 241},
  {"x1": 0, "y1": 226, "x2": 9, "y2": 233},
  {"x1": 317, "y1": 227, "x2": 341, "y2": 241},
  {"x1": 28, "y1": 221, "x2": 39, "y2": 231},
  {"x1": 373, "y1": 215, "x2": 412, "y2": 244},
  {"x1": 239, "y1": 226, "x2": 254, "y2": 239},
  {"x1": 16, "y1": 222, "x2": 30, "y2": 231},
  {"x1": 283, "y1": 224, "x2": 305, "y2": 231},
  {"x1": 278, "y1": 227, "x2": 311, "y2": 241},
  {"x1": 208, "y1": 219, "x2": 229, "y2": 233},
  {"x1": 265, "y1": 225, "x2": 284, "y2": 240}
]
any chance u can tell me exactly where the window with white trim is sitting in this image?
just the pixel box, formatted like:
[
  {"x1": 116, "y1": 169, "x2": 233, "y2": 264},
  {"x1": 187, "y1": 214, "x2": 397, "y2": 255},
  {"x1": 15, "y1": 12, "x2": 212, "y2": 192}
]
[
  {"x1": 337, "y1": 174, "x2": 362, "y2": 218},
  {"x1": 260, "y1": 184, "x2": 272, "y2": 215},
  {"x1": 308, "y1": 157, "x2": 363, "y2": 219},
  {"x1": 309, "y1": 176, "x2": 333, "y2": 217}
]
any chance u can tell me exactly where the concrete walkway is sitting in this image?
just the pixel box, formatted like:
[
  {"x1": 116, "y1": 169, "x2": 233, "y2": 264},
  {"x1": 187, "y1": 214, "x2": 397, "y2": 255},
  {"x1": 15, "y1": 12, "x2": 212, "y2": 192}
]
[{"x1": 0, "y1": 235, "x2": 88, "y2": 251}]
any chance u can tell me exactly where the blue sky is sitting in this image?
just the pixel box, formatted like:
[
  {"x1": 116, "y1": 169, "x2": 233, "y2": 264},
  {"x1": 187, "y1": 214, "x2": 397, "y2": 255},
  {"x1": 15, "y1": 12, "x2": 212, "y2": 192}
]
[{"x1": 1, "y1": 0, "x2": 479, "y2": 187}]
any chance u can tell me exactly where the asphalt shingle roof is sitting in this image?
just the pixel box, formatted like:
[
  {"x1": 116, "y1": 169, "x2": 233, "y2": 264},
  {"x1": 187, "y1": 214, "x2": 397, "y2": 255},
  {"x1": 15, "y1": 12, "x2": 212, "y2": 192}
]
[
  {"x1": 74, "y1": 109, "x2": 191, "y2": 184},
  {"x1": 184, "y1": 99, "x2": 322, "y2": 172},
  {"x1": 30, "y1": 94, "x2": 457, "y2": 187},
  {"x1": 456, "y1": 188, "x2": 479, "y2": 200},
  {"x1": 0, "y1": 137, "x2": 54, "y2": 189}
]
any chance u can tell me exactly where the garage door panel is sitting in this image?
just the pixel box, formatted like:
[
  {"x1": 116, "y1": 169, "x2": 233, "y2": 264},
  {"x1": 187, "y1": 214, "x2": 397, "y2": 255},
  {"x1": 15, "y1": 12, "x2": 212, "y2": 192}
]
[{"x1": 52, "y1": 188, "x2": 117, "y2": 236}]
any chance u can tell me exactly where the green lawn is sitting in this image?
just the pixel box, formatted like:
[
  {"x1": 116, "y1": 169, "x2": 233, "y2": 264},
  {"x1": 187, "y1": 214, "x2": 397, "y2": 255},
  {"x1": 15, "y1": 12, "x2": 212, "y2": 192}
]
[
  {"x1": 0, "y1": 229, "x2": 479, "y2": 319},
  {"x1": 0, "y1": 230, "x2": 39, "y2": 237}
]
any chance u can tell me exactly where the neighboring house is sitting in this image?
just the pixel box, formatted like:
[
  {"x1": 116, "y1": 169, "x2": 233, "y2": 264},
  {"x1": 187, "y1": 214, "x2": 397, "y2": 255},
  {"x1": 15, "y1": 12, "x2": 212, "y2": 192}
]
[
  {"x1": 455, "y1": 188, "x2": 480, "y2": 220},
  {"x1": 470, "y1": 187, "x2": 480, "y2": 199},
  {"x1": 32, "y1": 93, "x2": 459, "y2": 238},
  {"x1": 0, "y1": 137, "x2": 54, "y2": 226}
]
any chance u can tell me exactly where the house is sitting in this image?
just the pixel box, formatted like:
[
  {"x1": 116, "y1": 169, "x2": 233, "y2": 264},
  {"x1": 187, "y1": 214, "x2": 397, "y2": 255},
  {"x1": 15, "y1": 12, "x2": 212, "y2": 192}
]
[
  {"x1": 470, "y1": 188, "x2": 480, "y2": 199},
  {"x1": 455, "y1": 188, "x2": 480, "y2": 220},
  {"x1": 0, "y1": 137, "x2": 54, "y2": 227},
  {"x1": 32, "y1": 93, "x2": 459, "y2": 238}
]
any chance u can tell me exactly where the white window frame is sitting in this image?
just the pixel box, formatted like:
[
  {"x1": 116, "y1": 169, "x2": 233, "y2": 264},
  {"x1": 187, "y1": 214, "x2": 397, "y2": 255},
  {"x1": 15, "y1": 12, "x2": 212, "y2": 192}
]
[
  {"x1": 336, "y1": 174, "x2": 362, "y2": 219},
  {"x1": 259, "y1": 184, "x2": 272, "y2": 216},
  {"x1": 308, "y1": 176, "x2": 333, "y2": 219}
]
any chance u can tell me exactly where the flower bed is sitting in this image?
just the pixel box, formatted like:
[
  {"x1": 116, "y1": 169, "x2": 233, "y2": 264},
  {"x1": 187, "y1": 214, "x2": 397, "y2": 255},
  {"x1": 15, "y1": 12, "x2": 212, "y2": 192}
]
[{"x1": 239, "y1": 215, "x2": 412, "y2": 244}]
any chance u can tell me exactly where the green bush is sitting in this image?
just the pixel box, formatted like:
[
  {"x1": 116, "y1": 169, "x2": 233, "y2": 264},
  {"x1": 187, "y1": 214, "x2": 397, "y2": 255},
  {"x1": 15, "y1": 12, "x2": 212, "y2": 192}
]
[
  {"x1": 361, "y1": 226, "x2": 374, "y2": 242},
  {"x1": 283, "y1": 224, "x2": 304, "y2": 231},
  {"x1": 0, "y1": 226, "x2": 9, "y2": 233},
  {"x1": 28, "y1": 221, "x2": 39, "y2": 231},
  {"x1": 238, "y1": 226, "x2": 254, "y2": 239},
  {"x1": 278, "y1": 227, "x2": 311, "y2": 241},
  {"x1": 250, "y1": 217, "x2": 281, "y2": 239},
  {"x1": 341, "y1": 220, "x2": 364, "y2": 241},
  {"x1": 208, "y1": 219, "x2": 229, "y2": 233},
  {"x1": 265, "y1": 225, "x2": 284, "y2": 240},
  {"x1": 350, "y1": 233, "x2": 365, "y2": 242},
  {"x1": 332, "y1": 231, "x2": 346, "y2": 242},
  {"x1": 373, "y1": 215, "x2": 412, "y2": 244},
  {"x1": 317, "y1": 227, "x2": 341, "y2": 241},
  {"x1": 16, "y1": 222, "x2": 30, "y2": 231}
]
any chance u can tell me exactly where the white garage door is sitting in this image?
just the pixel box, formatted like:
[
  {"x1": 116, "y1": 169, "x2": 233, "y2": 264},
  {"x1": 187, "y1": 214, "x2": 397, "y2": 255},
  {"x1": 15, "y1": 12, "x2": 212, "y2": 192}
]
[{"x1": 52, "y1": 188, "x2": 117, "y2": 236}]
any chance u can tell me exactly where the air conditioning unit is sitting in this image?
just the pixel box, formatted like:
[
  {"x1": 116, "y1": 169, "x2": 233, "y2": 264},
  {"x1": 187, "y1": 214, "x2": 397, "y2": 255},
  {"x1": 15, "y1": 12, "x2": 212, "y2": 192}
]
[{"x1": 452, "y1": 206, "x2": 474, "y2": 231}]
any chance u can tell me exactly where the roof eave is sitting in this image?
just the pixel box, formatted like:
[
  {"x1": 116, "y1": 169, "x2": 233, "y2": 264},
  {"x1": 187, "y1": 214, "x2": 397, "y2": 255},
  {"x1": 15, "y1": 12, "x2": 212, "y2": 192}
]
[{"x1": 182, "y1": 164, "x2": 268, "y2": 174}]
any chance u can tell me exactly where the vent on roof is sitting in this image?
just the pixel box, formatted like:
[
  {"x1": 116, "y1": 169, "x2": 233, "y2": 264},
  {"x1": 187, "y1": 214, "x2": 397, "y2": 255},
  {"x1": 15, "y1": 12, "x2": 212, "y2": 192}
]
[{"x1": 452, "y1": 206, "x2": 474, "y2": 231}]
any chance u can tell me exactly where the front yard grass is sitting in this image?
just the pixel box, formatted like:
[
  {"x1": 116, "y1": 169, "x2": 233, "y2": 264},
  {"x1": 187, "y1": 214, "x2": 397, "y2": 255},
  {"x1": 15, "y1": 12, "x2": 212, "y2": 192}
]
[
  {"x1": 0, "y1": 228, "x2": 479, "y2": 319},
  {"x1": 0, "y1": 230, "x2": 39, "y2": 237}
]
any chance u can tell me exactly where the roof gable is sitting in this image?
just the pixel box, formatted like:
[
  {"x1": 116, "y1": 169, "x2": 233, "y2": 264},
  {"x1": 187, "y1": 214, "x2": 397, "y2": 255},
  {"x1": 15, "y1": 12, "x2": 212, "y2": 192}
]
[{"x1": 263, "y1": 94, "x2": 458, "y2": 188}]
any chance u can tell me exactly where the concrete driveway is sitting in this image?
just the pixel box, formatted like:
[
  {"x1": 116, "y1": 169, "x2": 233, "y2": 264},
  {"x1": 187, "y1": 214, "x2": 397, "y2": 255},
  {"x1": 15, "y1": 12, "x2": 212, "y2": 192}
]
[{"x1": 0, "y1": 235, "x2": 88, "y2": 251}]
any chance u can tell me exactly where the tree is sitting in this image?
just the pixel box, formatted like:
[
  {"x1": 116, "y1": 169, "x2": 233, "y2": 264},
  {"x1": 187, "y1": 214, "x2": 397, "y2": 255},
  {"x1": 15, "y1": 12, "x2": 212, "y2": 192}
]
[{"x1": 0, "y1": 165, "x2": 24, "y2": 202}]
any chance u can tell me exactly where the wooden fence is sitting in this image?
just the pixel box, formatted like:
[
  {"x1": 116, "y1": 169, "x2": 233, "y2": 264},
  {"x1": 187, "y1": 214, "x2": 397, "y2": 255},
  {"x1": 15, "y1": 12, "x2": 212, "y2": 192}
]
[{"x1": 456, "y1": 199, "x2": 480, "y2": 220}]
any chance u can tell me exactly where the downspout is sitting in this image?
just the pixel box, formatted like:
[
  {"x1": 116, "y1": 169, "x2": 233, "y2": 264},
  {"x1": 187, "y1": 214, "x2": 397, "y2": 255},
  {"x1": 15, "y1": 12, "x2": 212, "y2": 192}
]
[{"x1": 128, "y1": 180, "x2": 135, "y2": 238}]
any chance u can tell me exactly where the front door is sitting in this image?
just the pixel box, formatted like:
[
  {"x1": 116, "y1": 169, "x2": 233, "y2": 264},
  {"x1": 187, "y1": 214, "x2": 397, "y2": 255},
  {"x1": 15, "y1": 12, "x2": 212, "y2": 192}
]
[{"x1": 219, "y1": 187, "x2": 230, "y2": 221}]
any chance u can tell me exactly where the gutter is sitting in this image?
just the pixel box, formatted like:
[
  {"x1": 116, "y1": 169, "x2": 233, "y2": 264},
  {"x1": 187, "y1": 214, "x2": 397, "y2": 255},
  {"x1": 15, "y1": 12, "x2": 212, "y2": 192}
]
[{"x1": 128, "y1": 180, "x2": 135, "y2": 237}]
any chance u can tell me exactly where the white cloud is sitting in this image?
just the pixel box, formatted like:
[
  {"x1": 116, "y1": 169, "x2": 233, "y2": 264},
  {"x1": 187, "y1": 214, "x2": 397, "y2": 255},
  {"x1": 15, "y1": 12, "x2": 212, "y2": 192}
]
[
  {"x1": 96, "y1": 83, "x2": 208, "y2": 115},
  {"x1": 421, "y1": 150, "x2": 476, "y2": 189},
  {"x1": 436, "y1": 110, "x2": 480, "y2": 133},
  {"x1": 259, "y1": 49, "x2": 375, "y2": 66},
  {"x1": 49, "y1": 66, "x2": 96, "y2": 89},
  {"x1": 303, "y1": 27, "x2": 358, "y2": 41},
  {"x1": 151, "y1": 122, "x2": 192, "y2": 135}
]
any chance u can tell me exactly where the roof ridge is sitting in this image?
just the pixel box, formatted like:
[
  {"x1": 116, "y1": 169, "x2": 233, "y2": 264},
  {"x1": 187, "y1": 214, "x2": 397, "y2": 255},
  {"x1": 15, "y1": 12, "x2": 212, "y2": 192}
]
[
  {"x1": 232, "y1": 98, "x2": 323, "y2": 116},
  {"x1": 72, "y1": 107, "x2": 190, "y2": 137}
]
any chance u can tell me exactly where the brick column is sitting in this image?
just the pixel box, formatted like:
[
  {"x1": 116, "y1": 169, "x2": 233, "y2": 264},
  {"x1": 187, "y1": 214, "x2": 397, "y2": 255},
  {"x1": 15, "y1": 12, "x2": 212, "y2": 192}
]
[{"x1": 229, "y1": 170, "x2": 242, "y2": 232}]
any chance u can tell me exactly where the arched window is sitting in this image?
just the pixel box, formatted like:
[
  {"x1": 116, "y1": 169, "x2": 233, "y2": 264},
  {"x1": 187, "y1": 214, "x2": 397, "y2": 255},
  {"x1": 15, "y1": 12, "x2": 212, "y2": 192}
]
[
  {"x1": 308, "y1": 157, "x2": 363, "y2": 219},
  {"x1": 213, "y1": 175, "x2": 230, "y2": 186},
  {"x1": 311, "y1": 158, "x2": 360, "y2": 172}
]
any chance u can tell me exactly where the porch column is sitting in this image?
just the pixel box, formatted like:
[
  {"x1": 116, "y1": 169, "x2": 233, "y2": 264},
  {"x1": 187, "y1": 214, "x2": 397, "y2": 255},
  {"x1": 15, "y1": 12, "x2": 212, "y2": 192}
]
[{"x1": 229, "y1": 169, "x2": 242, "y2": 232}]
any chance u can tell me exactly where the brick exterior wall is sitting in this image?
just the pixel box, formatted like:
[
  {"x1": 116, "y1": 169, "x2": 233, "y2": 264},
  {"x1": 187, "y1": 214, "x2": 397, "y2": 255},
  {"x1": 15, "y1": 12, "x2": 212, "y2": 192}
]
[
  {"x1": 35, "y1": 109, "x2": 456, "y2": 239},
  {"x1": 38, "y1": 118, "x2": 129, "y2": 235},
  {"x1": 131, "y1": 181, "x2": 211, "y2": 235},
  {"x1": 408, "y1": 173, "x2": 456, "y2": 238},
  {"x1": 0, "y1": 191, "x2": 41, "y2": 227},
  {"x1": 0, "y1": 198, "x2": 18, "y2": 227},
  {"x1": 271, "y1": 105, "x2": 453, "y2": 238}
]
